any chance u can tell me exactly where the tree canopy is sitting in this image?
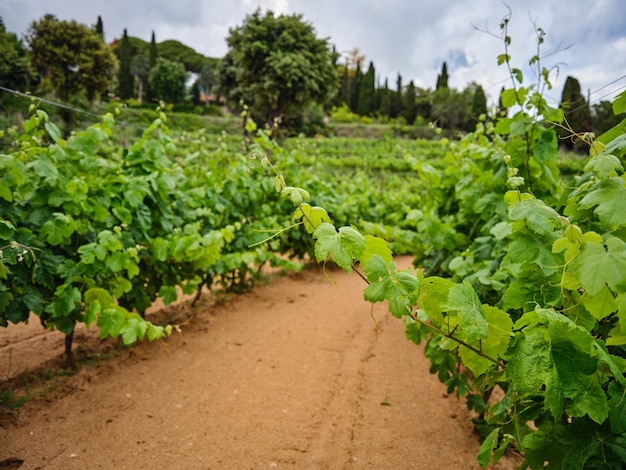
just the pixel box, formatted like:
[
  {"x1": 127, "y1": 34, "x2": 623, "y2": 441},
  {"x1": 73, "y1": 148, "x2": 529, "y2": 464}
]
[
  {"x1": 0, "y1": 17, "x2": 33, "y2": 95},
  {"x1": 220, "y1": 9, "x2": 338, "y2": 129},
  {"x1": 149, "y1": 57, "x2": 188, "y2": 104},
  {"x1": 27, "y1": 14, "x2": 116, "y2": 101}
]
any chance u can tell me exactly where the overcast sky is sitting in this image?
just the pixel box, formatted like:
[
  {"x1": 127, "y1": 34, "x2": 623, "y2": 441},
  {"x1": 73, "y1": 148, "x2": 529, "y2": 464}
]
[{"x1": 2, "y1": 0, "x2": 625, "y2": 107}]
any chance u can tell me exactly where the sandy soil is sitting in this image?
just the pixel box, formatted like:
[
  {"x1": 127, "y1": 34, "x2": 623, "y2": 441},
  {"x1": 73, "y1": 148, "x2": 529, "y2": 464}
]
[{"x1": 0, "y1": 257, "x2": 521, "y2": 469}]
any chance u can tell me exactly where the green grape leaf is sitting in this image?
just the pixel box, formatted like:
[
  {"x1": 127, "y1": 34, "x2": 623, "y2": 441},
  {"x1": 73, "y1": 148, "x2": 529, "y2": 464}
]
[
  {"x1": 569, "y1": 237, "x2": 626, "y2": 296},
  {"x1": 477, "y1": 428, "x2": 500, "y2": 468},
  {"x1": 85, "y1": 287, "x2": 117, "y2": 310},
  {"x1": 281, "y1": 186, "x2": 310, "y2": 205},
  {"x1": 502, "y1": 264, "x2": 561, "y2": 311},
  {"x1": 113, "y1": 277, "x2": 133, "y2": 299},
  {"x1": 112, "y1": 206, "x2": 133, "y2": 225},
  {"x1": 360, "y1": 235, "x2": 393, "y2": 265},
  {"x1": 583, "y1": 284, "x2": 618, "y2": 321},
  {"x1": 508, "y1": 311, "x2": 604, "y2": 422},
  {"x1": 505, "y1": 229, "x2": 559, "y2": 275},
  {"x1": 40, "y1": 213, "x2": 76, "y2": 245},
  {"x1": 121, "y1": 316, "x2": 148, "y2": 344},
  {"x1": 595, "y1": 340, "x2": 626, "y2": 385},
  {"x1": 508, "y1": 198, "x2": 561, "y2": 235},
  {"x1": 579, "y1": 177, "x2": 626, "y2": 226},
  {"x1": 362, "y1": 256, "x2": 419, "y2": 318},
  {"x1": 293, "y1": 203, "x2": 331, "y2": 234},
  {"x1": 44, "y1": 121, "x2": 61, "y2": 143},
  {"x1": 45, "y1": 285, "x2": 81, "y2": 318},
  {"x1": 151, "y1": 237, "x2": 169, "y2": 261},
  {"x1": 30, "y1": 156, "x2": 58, "y2": 181},
  {"x1": 0, "y1": 182, "x2": 12, "y2": 202},
  {"x1": 97, "y1": 307, "x2": 126, "y2": 339},
  {"x1": 500, "y1": 88, "x2": 518, "y2": 108},
  {"x1": 159, "y1": 285, "x2": 178, "y2": 305},
  {"x1": 459, "y1": 305, "x2": 513, "y2": 375},
  {"x1": 608, "y1": 381, "x2": 626, "y2": 433},
  {"x1": 614, "y1": 90, "x2": 626, "y2": 115},
  {"x1": 446, "y1": 281, "x2": 488, "y2": 343},
  {"x1": 419, "y1": 276, "x2": 454, "y2": 326},
  {"x1": 313, "y1": 223, "x2": 364, "y2": 272},
  {"x1": 84, "y1": 300, "x2": 100, "y2": 328},
  {"x1": 584, "y1": 153, "x2": 624, "y2": 178}
]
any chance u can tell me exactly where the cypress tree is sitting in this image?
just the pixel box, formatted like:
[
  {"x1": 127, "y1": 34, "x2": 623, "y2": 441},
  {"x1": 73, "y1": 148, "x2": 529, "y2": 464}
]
[
  {"x1": 436, "y1": 62, "x2": 449, "y2": 90},
  {"x1": 390, "y1": 73, "x2": 403, "y2": 119},
  {"x1": 357, "y1": 61, "x2": 375, "y2": 115},
  {"x1": 403, "y1": 80, "x2": 417, "y2": 125},
  {"x1": 349, "y1": 62, "x2": 362, "y2": 113},
  {"x1": 471, "y1": 84, "x2": 488, "y2": 125},
  {"x1": 95, "y1": 16, "x2": 104, "y2": 41},
  {"x1": 145, "y1": 31, "x2": 158, "y2": 102},
  {"x1": 117, "y1": 29, "x2": 133, "y2": 99},
  {"x1": 379, "y1": 78, "x2": 391, "y2": 118},
  {"x1": 558, "y1": 75, "x2": 592, "y2": 151},
  {"x1": 338, "y1": 64, "x2": 350, "y2": 107}
]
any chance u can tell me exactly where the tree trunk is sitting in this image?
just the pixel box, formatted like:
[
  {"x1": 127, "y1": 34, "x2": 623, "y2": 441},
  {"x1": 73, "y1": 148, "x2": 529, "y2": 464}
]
[{"x1": 65, "y1": 330, "x2": 75, "y2": 369}]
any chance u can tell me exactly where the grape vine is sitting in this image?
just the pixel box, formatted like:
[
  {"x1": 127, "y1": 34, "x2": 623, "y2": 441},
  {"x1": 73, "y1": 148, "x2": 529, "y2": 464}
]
[{"x1": 250, "y1": 24, "x2": 626, "y2": 468}]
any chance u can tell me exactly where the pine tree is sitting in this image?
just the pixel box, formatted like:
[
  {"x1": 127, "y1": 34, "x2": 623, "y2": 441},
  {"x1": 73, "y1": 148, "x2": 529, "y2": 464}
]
[
  {"x1": 357, "y1": 61, "x2": 375, "y2": 115},
  {"x1": 95, "y1": 16, "x2": 104, "y2": 41},
  {"x1": 116, "y1": 29, "x2": 133, "y2": 99},
  {"x1": 436, "y1": 62, "x2": 449, "y2": 90}
]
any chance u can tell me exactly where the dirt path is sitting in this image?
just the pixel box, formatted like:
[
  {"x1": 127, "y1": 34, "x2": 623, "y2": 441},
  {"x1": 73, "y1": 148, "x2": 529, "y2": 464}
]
[{"x1": 0, "y1": 258, "x2": 520, "y2": 469}]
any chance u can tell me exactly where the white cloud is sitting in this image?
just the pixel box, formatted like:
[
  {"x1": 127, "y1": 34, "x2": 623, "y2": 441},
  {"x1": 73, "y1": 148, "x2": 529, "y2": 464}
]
[{"x1": 3, "y1": 0, "x2": 625, "y2": 107}]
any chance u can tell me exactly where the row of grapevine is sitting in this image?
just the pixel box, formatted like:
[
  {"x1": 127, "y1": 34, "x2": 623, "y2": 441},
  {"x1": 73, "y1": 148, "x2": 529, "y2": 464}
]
[
  {"x1": 256, "y1": 73, "x2": 626, "y2": 467},
  {"x1": 0, "y1": 106, "x2": 301, "y2": 365}
]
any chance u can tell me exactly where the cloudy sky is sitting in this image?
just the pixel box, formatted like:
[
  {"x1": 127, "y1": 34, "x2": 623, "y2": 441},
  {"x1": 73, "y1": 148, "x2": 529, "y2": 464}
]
[{"x1": 2, "y1": 0, "x2": 625, "y2": 106}]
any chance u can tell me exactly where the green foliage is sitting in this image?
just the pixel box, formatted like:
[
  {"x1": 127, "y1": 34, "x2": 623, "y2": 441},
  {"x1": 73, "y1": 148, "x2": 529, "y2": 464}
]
[
  {"x1": 26, "y1": 15, "x2": 116, "y2": 101},
  {"x1": 117, "y1": 29, "x2": 134, "y2": 100},
  {"x1": 357, "y1": 61, "x2": 376, "y2": 116},
  {"x1": 0, "y1": 105, "x2": 301, "y2": 356},
  {"x1": 158, "y1": 39, "x2": 214, "y2": 73},
  {"x1": 436, "y1": 62, "x2": 449, "y2": 90},
  {"x1": 148, "y1": 58, "x2": 188, "y2": 104},
  {"x1": 220, "y1": 8, "x2": 338, "y2": 129},
  {"x1": 254, "y1": 19, "x2": 626, "y2": 469},
  {"x1": 0, "y1": 19, "x2": 34, "y2": 96},
  {"x1": 559, "y1": 76, "x2": 593, "y2": 151}
]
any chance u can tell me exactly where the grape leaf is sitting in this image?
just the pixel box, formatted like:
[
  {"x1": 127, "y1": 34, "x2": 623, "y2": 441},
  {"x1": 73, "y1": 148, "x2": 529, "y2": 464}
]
[
  {"x1": 459, "y1": 305, "x2": 513, "y2": 375},
  {"x1": 579, "y1": 177, "x2": 626, "y2": 226},
  {"x1": 446, "y1": 281, "x2": 488, "y2": 344},
  {"x1": 362, "y1": 255, "x2": 420, "y2": 318},
  {"x1": 584, "y1": 153, "x2": 624, "y2": 178},
  {"x1": 583, "y1": 285, "x2": 618, "y2": 321},
  {"x1": 281, "y1": 186, "x2": 310, "y2": 204},
  {"x1": 569, "y1": 237, "x2": 626, "y2": 296},
  {"x1": 509, "y1": 311, "x2": 605, "y2": 422},
  {"x1": 313, "y1": 223, "x2": 364, "y2": 272},
  {"x1": 293, "y1": 203, "x2": 331, "y2": 234},
  {"x1": 360, "y1": 235, "x2": 393, "y2": 265},
  {"x1": 419, "y1": 276, "x2": 454, "y2": 326},
  {"x1": 508, "y1": 198, "x2": 561, "y2": 235}
]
